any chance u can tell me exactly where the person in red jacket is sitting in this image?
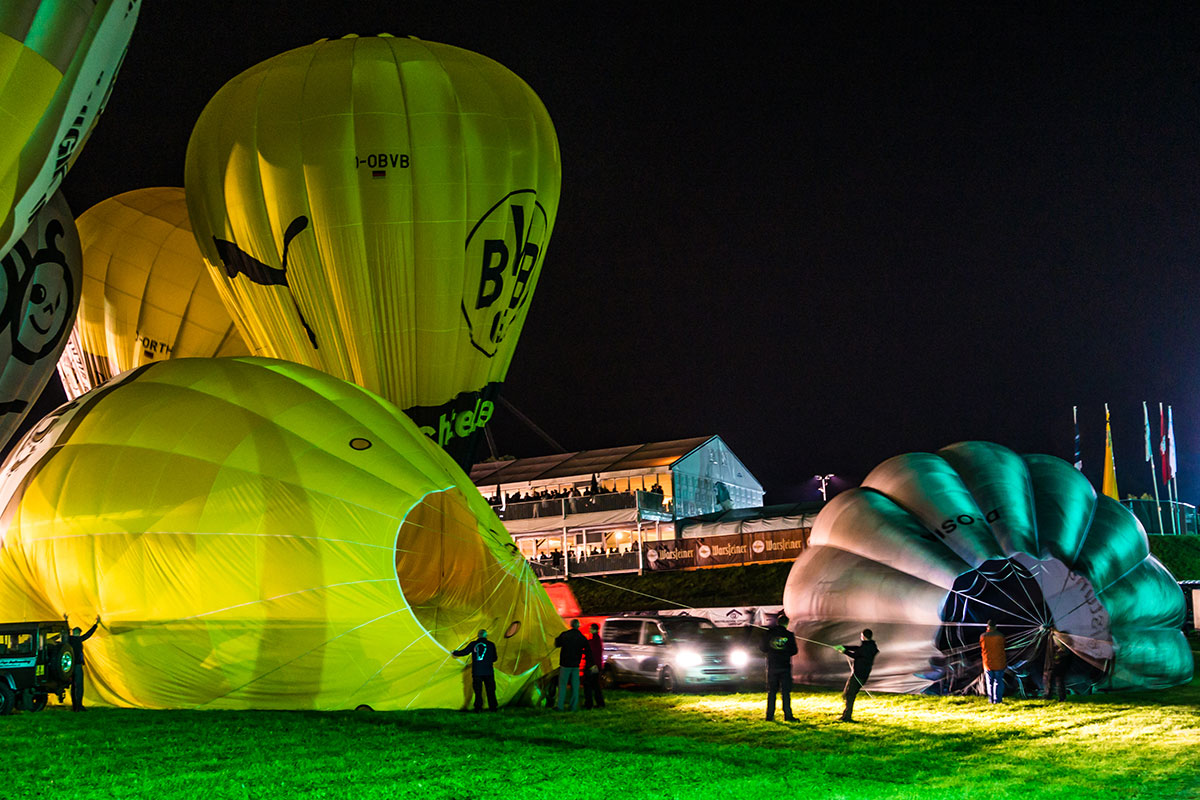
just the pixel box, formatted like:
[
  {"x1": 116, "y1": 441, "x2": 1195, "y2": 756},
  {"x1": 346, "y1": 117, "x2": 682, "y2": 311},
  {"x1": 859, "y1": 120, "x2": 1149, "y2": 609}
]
[
  {"x1": 583, "y1": 623, "x2": 606, "y2": 709},
  {"x1": 980, "y1": 620, "x2": 1007, "y2": 704}
]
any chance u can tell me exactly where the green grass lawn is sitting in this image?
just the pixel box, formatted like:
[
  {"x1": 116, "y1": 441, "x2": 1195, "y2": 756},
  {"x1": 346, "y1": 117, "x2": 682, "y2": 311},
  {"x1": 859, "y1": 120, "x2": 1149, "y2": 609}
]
[{"x1": 7, "y1": 670, "x2": 1198, "y2": 800}]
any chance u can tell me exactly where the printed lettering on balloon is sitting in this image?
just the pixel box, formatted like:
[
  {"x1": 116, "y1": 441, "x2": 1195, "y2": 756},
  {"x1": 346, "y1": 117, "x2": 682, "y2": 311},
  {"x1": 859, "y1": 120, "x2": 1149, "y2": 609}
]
[
  {"x1": 462, "y1": 190, "x2": 549, "y2": 358},
  {"x1": 212, "y1": 215, "x2": 318, "y2": 348},
  {"x1": 1, "y1": 218, "x2": 76, "y2": 366}
]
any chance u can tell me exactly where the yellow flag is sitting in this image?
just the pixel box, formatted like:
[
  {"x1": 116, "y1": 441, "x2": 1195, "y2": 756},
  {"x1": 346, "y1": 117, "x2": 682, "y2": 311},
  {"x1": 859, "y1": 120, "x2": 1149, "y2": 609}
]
[{"x1": 1103, "y1": 404, "x2": 1119, "y2": 500}]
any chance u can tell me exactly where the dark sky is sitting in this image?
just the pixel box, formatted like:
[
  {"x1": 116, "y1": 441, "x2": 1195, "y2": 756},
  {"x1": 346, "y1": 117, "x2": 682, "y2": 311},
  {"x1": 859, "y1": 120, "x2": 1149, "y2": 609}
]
[{"x1": 50, "y1": 3, "x2": 1200, "y2": 505}]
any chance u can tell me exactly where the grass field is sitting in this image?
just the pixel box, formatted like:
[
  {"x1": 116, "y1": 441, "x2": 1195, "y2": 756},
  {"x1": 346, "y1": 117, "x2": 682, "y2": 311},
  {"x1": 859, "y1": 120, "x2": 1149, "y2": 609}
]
[{"x1": 8, "y1": 659, "x2": 1199, "y2": 800}]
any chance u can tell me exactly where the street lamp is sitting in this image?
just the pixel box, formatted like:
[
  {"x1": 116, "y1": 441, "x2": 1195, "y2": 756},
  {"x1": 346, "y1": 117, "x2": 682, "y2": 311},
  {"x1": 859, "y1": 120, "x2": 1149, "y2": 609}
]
[{"x1": 815, "y1": 474, "x2": 835, "y2": 502}]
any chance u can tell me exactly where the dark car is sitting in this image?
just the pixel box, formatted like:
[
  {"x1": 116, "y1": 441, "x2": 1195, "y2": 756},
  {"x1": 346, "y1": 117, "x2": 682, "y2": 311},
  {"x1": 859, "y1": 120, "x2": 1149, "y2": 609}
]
[
  {"x1": 601, "y1": 615, "x2": 756, "y2": 692},
  {"x1": 0, "y1": 620, "x2": 75, "y2": 714}
]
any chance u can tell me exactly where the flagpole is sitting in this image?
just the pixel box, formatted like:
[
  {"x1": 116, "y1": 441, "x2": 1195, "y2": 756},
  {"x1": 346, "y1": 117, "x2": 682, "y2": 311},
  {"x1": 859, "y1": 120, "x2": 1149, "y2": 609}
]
[
  {"x1": 1161, "y1": 402, "x2": 1177, "y2": 534},
  {"x1": 1144, "y1": 401, "x2": 1164, "y2": 534},
  {"x1": 1169, "y1": 405, "x2": 1181, "y2": 534}
]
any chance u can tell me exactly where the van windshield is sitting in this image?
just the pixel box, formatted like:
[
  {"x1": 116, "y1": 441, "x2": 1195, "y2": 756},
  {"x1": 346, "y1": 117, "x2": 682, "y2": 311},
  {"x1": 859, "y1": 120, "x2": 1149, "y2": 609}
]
[{"x1": 661, "y1": 618, "x2": 716, "y2": 641}]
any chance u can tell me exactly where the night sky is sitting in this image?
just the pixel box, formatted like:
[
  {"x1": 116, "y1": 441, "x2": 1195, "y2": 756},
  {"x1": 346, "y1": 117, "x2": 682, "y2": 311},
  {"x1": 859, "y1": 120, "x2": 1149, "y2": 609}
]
[{"x1": 45, "y1": 3, "x2": 1200, "y2": 505}]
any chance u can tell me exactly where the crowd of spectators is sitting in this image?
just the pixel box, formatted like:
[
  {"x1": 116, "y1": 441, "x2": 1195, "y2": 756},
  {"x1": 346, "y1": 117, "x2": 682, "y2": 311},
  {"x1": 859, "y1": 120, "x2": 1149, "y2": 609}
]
[
  {"x1": 488, "y1": 476, "x2": 665, "y2": 508},
  {"x1": 529, "y1": 540, "x2": 642, "y2": 567}
]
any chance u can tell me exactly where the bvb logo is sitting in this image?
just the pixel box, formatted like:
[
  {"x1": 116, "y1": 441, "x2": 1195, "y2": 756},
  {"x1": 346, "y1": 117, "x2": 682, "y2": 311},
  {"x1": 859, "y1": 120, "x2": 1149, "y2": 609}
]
[{"x1": 463, "y1": 189, "x2": 549, "y2": 358}]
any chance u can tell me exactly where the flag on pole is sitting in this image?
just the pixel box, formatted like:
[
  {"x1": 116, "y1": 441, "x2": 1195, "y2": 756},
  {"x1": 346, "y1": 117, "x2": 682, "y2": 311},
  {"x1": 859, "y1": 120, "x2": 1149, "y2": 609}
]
[
  {"x1": 1167, "y1": 405, "x2": 1177, "y2": 483},
  {"x1": 1102, "y1": 403, "x2": 1119, "y2": 500},
  {"x1": 1160, "y1": 402, "x2": 1169, "y2": 485},
  {"x1": 1073, "y1": 406, "x2": 1083, "y2": 471},
  {"x1": 1143, "y1": 402, "x2": 1153, "y2": 462}
]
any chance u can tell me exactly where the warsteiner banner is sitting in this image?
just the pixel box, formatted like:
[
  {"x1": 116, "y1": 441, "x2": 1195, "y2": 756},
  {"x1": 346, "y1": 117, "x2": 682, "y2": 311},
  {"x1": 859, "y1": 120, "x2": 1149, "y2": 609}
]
[{"x1": 646, "y1": 528, "x2": 810, "y2": 571}]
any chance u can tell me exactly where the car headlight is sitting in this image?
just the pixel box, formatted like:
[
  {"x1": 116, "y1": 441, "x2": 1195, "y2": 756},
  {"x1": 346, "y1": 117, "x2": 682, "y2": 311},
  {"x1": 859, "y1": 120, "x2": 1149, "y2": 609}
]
[
  {"x1": 675, "y1": 649, "x2": 702, "y2": 668},
  {"x1": 729, "y1": 648, "x2": 750, "y2": 668}
]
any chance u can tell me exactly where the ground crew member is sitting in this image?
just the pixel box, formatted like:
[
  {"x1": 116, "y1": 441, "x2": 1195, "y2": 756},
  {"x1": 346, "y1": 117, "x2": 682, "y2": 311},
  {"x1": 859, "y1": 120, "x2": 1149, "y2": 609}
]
[
  {"x1": 760, "y1": 613, "x2": 798, "y2": 721},
  {"x1": 837, "y1": 628, "x2": 878, "y2": 722},
  {"x1": 452, "y1": 629, "x2": 499, "y2": 711},
  {"x1": 66, "y1": 614, "x2": 100, "y2": 712},
  {"x1": 980, "y1": 620, "x2": 1007, "y2": 704}
]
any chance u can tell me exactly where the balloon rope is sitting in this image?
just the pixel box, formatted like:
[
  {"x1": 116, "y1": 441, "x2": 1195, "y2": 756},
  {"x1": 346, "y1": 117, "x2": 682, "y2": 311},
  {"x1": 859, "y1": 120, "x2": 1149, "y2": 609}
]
[{"x1": 942, "y1": 587, "x2": 1043, "y2": 627}]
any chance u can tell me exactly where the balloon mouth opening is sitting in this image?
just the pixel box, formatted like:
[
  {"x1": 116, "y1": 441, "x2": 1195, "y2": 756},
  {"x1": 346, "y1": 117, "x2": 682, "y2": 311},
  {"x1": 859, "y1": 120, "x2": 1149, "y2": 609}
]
[{"x1": 931, "y1": 557, "x2": 1110, "y2": 693}]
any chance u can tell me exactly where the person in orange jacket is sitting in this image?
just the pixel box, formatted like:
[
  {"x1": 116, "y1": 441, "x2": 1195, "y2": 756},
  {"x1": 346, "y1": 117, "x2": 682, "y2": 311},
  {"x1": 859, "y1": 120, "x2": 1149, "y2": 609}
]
[{"x1": 980, "y1": 620, "x2": 1007, "y2": 704}]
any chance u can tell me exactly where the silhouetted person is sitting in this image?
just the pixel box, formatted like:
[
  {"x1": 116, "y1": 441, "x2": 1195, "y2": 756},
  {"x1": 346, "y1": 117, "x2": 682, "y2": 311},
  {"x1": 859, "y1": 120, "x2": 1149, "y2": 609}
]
[
  {"x1": 837, "y1": 629, "x2": 878, "y2": 722},
  {"x1": 761, "y1": 613, "x2": 798, "y2": 721},
  {"x1": 980, "y1": 620, "x2": 1007, "y2": 704},
  {"x1": 583, "y1": 623, "x2": 606, "y2": 709},
  {"x1": 452, "y1": 629, "x2": 499, "y2": 711},
  {"x1": 554, "y1": 619, "x2": 588, "y2": 711},
  {"x1": 1043, "y1": 632, "x2": 1071, "y2": 701},
  {"x1": 66, "y1": 614, "x2": 100, "y2": 712}
]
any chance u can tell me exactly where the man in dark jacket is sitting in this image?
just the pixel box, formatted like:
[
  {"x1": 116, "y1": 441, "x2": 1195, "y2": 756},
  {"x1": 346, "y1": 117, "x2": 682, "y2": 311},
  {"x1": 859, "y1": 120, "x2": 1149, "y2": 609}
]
[
  {"x1": 1043, "y1": 631, "x2": 1071, "y2": 701},
  {"x1": 582, "y1": 623, "x2": 606, "y2": 709},
  {"x1": 555, "y1": 619, "x2": 588, "y2": 711},
  {"x1": 452, "y1": 629, "x2": 499, "y2": 711},
  {"x1": 66, "y1": 614, "x2": 100, "y2": 712},
  {"x1": 760, "y1": 613, "x2": 798, "y2": 721},
  {"x1": 837, "y1": 628, "x2": 878, "y2": 722}
]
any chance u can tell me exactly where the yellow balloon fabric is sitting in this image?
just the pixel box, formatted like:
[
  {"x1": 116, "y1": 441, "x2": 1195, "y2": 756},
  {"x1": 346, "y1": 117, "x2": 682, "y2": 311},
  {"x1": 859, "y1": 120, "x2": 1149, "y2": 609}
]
[
  {"x1": 185, "y1": 34, "x2": 561, "y2": 468},
  {"x1": 0, "y1": 357, "x2": 562, "y2": 710},
  {"x1": 0, "y1": 189, "x2": 80, "y2": 447},
  {"x1": 56, "y1": 187, "x2": 249, "y2": 400},
  {"x1": 0, "y1": 1, "x2": 141, "y2": 259}
]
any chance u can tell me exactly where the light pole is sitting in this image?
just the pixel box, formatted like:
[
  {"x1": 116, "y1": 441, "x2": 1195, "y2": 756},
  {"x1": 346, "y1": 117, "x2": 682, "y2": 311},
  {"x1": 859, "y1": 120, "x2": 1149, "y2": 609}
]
[{"x1": 815, "y1": 474, "x2": 834, "y2": 502}]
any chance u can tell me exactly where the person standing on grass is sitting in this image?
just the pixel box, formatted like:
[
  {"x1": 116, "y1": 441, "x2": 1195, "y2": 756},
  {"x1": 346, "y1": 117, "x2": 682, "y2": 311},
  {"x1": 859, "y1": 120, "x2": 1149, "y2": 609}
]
[
  {"x1": 1043, "y1": 631, "x2": 1071, "y2": 701},
  {"x1": 66, "y1": 614, "x2": 101, "y2": 712},
  {"x1": 980, "y1": 620, "x2": 1007, "y2": 704},
  {"x1": 452, "y1": 629, "x2": 499, "y2": 711},
  {"x1": 760, "y1": 613, "x2": 798, "y2": 721},
  {"x1": 836, "y1": 629, "x2": 878, "y2": 722},
  {"x1": 583, "y1": 623, "x2": 606, "y2": 709},
  {"x1": 554, "y1": 619, "x2": 588, "y2": 711}
]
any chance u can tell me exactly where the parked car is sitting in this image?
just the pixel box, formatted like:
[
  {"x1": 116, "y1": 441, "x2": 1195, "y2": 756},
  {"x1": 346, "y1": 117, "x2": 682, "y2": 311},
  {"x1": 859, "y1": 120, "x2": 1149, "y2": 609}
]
[
  {"x1": 0, "y1": 620, "x2": 75, "y2": 714},
  {"x1": 716, "y1": 625, "x2": 769, "y2": 688},
  {"x1": 601, "y1": 615, "x2": 754, "y2": 692}
]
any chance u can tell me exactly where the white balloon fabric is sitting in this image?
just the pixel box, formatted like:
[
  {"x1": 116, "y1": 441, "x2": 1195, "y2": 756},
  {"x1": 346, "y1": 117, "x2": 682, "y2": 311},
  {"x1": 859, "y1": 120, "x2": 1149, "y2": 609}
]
[
  {"x1": 0, "y1": 190, "x2": 80, "y2": 447},
  {"x1": 784, "y1": 441, "x2": 1192, "y2": 696}
]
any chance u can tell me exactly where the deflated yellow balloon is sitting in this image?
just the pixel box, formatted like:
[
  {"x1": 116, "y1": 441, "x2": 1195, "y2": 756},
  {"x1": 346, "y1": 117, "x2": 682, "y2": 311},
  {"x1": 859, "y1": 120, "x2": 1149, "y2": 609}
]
[
  {"x1": 56, "y1": 187, "x2": 249, "y2": 400},
  {"x1": 185, "y1": 34, "x2": 561, "y2": 468},
  {"x1": 0, "y1": 1, "x2": 140, "y2": 258},
  {"x1": 0, "y1": 357, "x2": 562, "y2": 710}
]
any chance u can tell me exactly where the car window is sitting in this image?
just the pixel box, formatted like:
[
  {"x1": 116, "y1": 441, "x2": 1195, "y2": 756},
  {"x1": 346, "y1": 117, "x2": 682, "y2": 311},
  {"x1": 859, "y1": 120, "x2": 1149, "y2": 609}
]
[
  {"x1": 604, "y1": 620, "x2": 640, "y2": 644},
  {"x1": 642, "y1": 622, "x2": 665, "y2": 645},
  {"x1": 0, "y1": 633, "x2": 34, "y2": 654},
  {"x1": 661, "y1": 617, "x2": 716, "y2": 641}
]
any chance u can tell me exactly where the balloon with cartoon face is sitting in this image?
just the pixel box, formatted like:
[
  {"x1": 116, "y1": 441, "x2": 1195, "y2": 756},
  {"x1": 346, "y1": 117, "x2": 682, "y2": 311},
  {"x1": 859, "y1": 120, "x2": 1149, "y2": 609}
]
[{"x1": 0, "y1": 190, "x2": 81, "y2": 445}]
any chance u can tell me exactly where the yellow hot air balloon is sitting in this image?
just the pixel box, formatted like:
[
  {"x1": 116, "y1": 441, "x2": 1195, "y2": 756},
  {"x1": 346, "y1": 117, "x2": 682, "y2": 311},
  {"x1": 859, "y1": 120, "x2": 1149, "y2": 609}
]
[
  {"x1": 0, "y1": 357, "x2": 562, "y2": 710},
  {"x1": 185, "y1": 34, "x2": 561, "y2": 468},
  {"x1": 56, "y1": 187, "x2": 250, "y2": 400},
  {"x1": 0, "y1": 1, "x2": 140, "y2": 258},
  {"x1": 0, "y1": 189, "x2": 80, "y2": 447}
]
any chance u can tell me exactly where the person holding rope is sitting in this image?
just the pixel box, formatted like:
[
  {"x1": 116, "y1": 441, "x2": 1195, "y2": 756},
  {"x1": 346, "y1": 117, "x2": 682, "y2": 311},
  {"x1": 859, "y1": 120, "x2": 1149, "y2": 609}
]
[
  {"x1": 760, "y1": 612, "x2": 798, "y2": 721},
  {"x1": 836, "y1": 628, "x2": 878, "y2": 723}
]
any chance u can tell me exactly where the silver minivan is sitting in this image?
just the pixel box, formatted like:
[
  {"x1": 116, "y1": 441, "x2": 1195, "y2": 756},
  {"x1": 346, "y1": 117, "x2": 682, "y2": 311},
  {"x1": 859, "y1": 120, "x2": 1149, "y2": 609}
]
[{"x1": 601, "y1": 615, "x2": 751, "y2": 691}]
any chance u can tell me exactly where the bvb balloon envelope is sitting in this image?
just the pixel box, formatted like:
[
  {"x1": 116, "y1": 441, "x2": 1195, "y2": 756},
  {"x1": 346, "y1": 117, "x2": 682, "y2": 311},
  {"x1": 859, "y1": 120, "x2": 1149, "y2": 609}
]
[
  {"x1": 185, "y1": 34, "x2": 561, "y2": 469},
  {"x1": 784, "y1": 442, "x2": 1191, "y2": 694},
  {"x1": 0, "y1": 190, "x2": 80, "y2": 446},
  {"x1": 0, "y1": 1, "x2": 140, "y2": 258},
  {"x1": 56, "y1": 187, "x2": 249, "y2": 399},
  {"x1": 0, "y1": 357, "x2": 561, "y2": 709}
]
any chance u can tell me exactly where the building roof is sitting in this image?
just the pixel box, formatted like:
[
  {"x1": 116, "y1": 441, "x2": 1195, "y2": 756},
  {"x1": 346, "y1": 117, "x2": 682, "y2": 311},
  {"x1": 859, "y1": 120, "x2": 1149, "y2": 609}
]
[{"x1": 470, "y1": 436, "x2": 716, "y2": 486}]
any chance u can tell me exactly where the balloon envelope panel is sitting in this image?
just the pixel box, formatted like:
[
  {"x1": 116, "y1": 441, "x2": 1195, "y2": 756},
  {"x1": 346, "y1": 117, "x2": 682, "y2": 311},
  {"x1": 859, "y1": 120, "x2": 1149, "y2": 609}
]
[
  {"x1": 185, "y1": 34, "x2": 561, "y2": 468},
  {"x1": 0, "y1": 0, "x2": 140, "y2": 258},
  {"x1": 56, "y1": 187, "x2": 249, "y2": 399},
  {"x1": 784, "y1": 442, "x2": 1192, "y2": 695},
  {"x1": 0, "y1": 357, "x2": 561, "y2": 709},
  {"x1": 0, "y1": 190, "x2": 80, "y2": 448}
]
